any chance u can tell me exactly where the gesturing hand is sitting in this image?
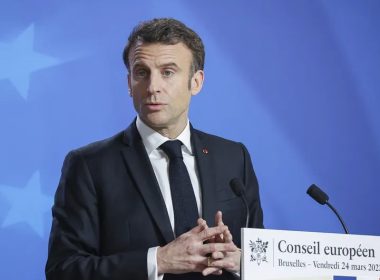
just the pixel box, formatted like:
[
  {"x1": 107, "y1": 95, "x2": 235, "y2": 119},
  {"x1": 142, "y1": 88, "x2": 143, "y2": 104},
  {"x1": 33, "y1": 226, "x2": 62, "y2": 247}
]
[
  {"x1": 201, "y1": 211, "x2": 241, "y2": 276},
  {"x1": 157, "y1": 219, "x2": 237, "y2": 275}
]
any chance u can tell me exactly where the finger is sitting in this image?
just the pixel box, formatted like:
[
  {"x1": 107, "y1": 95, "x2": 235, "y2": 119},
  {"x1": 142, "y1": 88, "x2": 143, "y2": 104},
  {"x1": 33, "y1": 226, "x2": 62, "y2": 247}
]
[
  {"x1": 202, "y1": 256, "x2": 223, "y2": 276},
  {"x1": 211, "y1": 269, "x2": 223, "y2": 275},
  {"x1": 212, "y1": 251, "x2": 241, "y2": 273},
  {"x1": 214, "y1": 210, "x2": 223, "y2": 226},
  {"x1": 200, "y1": 242, "x2": 237, "y2": 255},
  {"x1": 189, "y1": 220, "x2": 208, "y2": 234},
  {"x1": 223, "y1": 228, "x2": 233, "y2": 243},
  {"x1": 214, "y1": 211, "x2": 225, "y2": 242},
  {"x1": 202, "y1": 267, "x2": 223, "y2": 276},
  {"x1": 205, "y1": 259, "x2": 236, "y2": 271},
  {"x1": 197, "y1": 218, "x2": 208, "y2": 229},
  {"x1": 199, "y1": 219, "x2": 216, "y2": 243},
  {"x1": 211, "y1": 251, "x2": 225, "y2": 259},
  {"x1": 198, "y1": 225, "x2": 228, "y2": 241}
]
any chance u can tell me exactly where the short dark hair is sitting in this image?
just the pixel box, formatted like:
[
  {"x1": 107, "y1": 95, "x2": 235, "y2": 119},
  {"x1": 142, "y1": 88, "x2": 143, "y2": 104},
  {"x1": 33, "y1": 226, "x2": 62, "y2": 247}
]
[{"x1": 123, "y1": 18, "x2": 205, "y2": 74}]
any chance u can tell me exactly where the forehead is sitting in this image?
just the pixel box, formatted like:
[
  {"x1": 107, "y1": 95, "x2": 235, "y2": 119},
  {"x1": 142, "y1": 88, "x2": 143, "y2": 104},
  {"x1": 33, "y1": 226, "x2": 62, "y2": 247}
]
[{"x1": 129, "y1": 42, "x2": 193, "y2": 68}]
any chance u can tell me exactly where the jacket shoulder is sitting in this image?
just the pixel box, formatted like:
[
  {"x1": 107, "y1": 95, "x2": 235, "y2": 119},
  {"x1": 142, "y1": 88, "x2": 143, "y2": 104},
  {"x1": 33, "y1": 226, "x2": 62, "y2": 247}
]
[
  {"x1": 192, "y1": 128, "x2": 244, "y2": 149},
  {"x1": 72, "y1": 131, "x2": 125, "y2": 157}
]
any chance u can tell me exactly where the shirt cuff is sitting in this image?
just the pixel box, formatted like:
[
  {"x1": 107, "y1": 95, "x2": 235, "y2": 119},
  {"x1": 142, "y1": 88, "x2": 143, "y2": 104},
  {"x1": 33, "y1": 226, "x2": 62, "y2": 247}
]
[{"x1": 147, "y1": 246, "x2": 164, "y2": 280}]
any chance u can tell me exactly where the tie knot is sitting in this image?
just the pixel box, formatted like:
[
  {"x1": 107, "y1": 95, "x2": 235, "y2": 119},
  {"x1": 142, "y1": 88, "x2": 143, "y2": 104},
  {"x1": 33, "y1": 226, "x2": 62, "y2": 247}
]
[{"x1": 160, "y1": 140, "x2": 183, "y2": 160}]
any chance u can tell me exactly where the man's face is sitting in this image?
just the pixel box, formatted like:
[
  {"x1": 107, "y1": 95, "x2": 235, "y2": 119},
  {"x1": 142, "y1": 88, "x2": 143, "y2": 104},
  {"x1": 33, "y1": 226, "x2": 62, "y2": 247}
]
[{"x1": 128, "y1": 42, "x2": 204, "y2": 138}]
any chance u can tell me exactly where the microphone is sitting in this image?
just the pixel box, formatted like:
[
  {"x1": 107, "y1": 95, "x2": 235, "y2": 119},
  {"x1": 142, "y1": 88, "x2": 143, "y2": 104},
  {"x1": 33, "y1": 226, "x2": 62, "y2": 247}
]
[
  {"x1": 230, "y1": 178, "x2": 250, "y2": 228},
  {"x1": 307, "y1": 184, "x2": 349, "y2": 234}
]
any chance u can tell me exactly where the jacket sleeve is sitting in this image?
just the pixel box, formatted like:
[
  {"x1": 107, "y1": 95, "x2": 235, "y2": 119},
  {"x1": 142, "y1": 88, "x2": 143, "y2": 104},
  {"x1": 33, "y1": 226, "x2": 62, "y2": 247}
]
[
  {"x1": 241, "y1": 143, "x2": 264, "y2": 229},
  {"x1": 45, "y1": 151, "x2": 148, "y2": 280}
]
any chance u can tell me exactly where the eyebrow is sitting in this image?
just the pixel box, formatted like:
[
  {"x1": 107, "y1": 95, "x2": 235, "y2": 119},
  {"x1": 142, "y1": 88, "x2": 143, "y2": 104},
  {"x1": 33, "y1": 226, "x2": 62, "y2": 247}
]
[
  {"x1": 132, "y1": 61, "x2": 181, "y2": 70},
  {"x1": 159, "y1": 62, "x2": 180, "y2": 69}
]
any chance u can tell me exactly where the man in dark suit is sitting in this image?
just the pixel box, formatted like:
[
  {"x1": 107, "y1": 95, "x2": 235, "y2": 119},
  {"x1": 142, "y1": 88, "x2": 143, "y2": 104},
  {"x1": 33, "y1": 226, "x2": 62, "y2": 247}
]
[{"x1": 46, "y1": 18, "x2": 263, "y2": 280}]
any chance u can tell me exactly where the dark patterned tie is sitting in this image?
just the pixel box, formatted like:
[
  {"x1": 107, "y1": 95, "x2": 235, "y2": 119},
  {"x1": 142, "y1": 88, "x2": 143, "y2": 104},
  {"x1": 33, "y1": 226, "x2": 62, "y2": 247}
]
[{"x1": 160, "y1": 140, "x2": 199, "y2": 237}]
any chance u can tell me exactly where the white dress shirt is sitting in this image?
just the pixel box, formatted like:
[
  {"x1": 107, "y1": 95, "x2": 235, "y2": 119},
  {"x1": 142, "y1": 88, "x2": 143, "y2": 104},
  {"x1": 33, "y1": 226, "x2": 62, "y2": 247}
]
[{"x1": 135, "y1": 117, "x2": 202, "y2": 280}]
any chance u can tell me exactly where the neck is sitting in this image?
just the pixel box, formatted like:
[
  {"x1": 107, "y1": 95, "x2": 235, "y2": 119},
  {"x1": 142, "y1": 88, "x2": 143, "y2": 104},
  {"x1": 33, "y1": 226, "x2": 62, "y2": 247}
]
[
  {"x1": 139, "y1": 118, "x2": 188, "y2": 139},
  {"x1": 155, "y1": 123, "x2": 187, "y2": 139}
]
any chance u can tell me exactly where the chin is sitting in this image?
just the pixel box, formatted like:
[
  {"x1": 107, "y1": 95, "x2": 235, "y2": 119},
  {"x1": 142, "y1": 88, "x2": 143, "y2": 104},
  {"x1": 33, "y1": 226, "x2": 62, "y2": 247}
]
[{"x1": 142, "y1": 115, "x2": 169, "y2": 129}]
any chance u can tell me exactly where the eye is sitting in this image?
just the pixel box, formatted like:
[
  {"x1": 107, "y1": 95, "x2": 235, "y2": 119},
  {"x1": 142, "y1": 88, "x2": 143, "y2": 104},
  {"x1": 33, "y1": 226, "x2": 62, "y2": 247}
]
[
  {"x1": 162, "y1": 69, "x2": 174, "y2": 77},
  {"x1": 134, "y1": 68, "x2": 148, "y2": 78}
]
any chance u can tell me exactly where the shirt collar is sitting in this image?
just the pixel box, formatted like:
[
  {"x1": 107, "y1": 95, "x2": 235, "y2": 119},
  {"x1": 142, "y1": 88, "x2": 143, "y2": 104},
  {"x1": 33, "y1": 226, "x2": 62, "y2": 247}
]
[{"x1": 136, "y1": 117, "x2": 193, "y2": 155}]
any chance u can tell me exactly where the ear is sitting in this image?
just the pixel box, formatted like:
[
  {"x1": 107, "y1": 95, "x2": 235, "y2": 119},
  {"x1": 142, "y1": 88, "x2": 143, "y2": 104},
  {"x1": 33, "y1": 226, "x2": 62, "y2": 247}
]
[
  {"x1": 127, "y1": 73, "x2": 132, "y2": 96},
  {"x1": 190, "y1": 70, "x2": 204, "y2": 96}
]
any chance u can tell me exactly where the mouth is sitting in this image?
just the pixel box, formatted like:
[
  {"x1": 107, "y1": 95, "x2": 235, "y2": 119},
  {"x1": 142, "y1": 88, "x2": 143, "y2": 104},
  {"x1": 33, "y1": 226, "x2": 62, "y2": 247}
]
[{"x1": 144, "y1": 102, "x2": 166, "y2": 111}]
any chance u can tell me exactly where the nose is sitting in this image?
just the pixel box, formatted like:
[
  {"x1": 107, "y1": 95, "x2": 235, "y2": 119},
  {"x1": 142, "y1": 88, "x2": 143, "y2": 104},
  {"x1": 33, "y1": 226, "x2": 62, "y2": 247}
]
[{"x1": 147, "y1": 71, "x2": 162, "y2": 94}]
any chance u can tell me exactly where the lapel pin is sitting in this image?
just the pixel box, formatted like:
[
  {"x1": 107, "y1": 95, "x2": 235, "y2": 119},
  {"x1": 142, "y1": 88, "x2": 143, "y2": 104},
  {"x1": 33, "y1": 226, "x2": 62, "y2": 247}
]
[{"x1": 202, "y1": 148, "x2": 209, "y2": 154}]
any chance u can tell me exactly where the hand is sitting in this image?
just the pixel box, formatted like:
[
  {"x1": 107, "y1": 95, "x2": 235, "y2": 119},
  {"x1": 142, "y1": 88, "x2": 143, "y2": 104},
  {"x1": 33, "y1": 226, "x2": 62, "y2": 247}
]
[
  {"x1": 201, "y1": 211, "x2": 241, "y2": 276},
  {"x1": 157, "y1": 219, "x2": 237, "y2": 275},
  {"x1": 213, "y1": 210, "x2": 233, "y2": 243},
  {"x1": 204, "y1": 248, "x2": 241, "y2": 275}
]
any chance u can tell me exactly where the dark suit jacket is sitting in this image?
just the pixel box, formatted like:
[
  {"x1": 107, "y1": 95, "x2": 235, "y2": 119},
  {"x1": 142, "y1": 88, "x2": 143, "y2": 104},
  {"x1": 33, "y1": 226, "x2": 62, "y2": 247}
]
[{"x1": 45, "y1": 121, "x2": 263, "y2": 280}]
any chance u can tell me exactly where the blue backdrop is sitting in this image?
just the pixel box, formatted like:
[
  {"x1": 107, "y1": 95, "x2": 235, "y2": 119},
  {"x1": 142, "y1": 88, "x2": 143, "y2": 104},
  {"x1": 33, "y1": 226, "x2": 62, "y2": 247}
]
[{"x1": 0, "y1": 1, "x2": 379, "y2": 279}]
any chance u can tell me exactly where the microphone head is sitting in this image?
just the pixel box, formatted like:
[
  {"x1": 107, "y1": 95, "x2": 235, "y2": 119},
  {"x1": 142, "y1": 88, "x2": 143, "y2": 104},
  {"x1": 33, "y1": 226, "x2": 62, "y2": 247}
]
[
  {"x1": 229, "y1": 178, "x2": 244, "y2": 197},
  {"x1": 307, "y1": 184, "x2": 329, "y2": 205}
]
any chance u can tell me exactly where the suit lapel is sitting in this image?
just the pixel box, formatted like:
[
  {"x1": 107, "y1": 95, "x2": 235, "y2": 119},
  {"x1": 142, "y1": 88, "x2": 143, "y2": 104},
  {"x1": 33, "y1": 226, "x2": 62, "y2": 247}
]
[
  {"x1": 120, "y1": 122, "x2": 174, "y2": 243},
  {"x1": 191, "y1": 127, "x2": 218, "y2": 227}
]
